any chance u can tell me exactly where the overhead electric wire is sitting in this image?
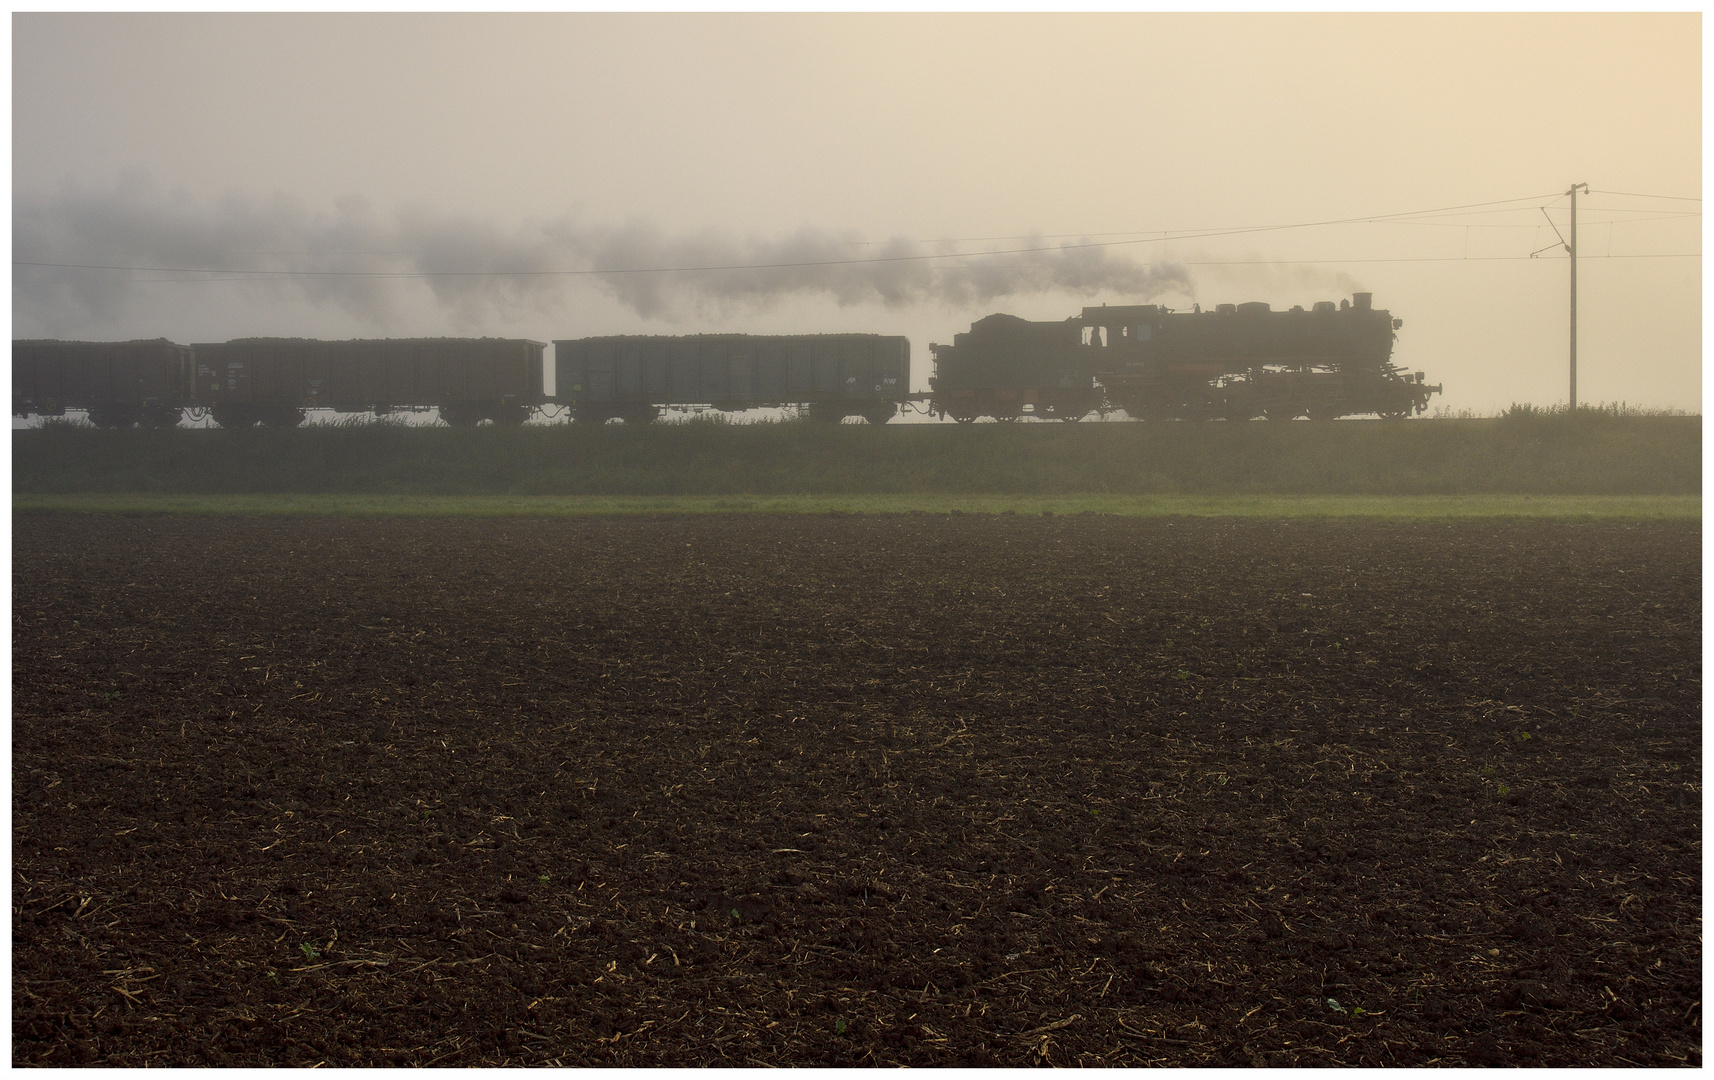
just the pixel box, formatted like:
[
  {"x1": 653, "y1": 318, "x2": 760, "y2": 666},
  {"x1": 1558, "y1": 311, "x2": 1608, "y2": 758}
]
[
  {"x1": 103, "y1": 250, "x2": 1700, "y2": 285},
  {"x1": 14, "y1": 194, "x2": 1575, "y2": 277},
  {"x1": 13, "y1": 190, "x2": 1697, "y2": 281},
  {"x1": 901, "y1": 193, "x2": 1569, "y2": 245},
  {"x1": 23, "y1": 246, "x2": 1700, "y2": 282},
  {"x1": 1346, "y1": 211, "x2": 1699, "y2": 229},
  {"x1": 1591, "y1": 189, "x2": 1701, "y2": 202},
  {"x1": 1175, "y1": 253, "x2": 1698, "y2": 265}
]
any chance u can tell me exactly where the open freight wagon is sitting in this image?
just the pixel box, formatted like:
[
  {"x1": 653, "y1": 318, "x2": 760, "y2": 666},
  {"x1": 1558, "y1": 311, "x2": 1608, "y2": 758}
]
[
  {"x1": 555, "y1": 333, "x2": 909, "y2": 423},
  {"x1": 11, "y1": 339, "x2": 196, "y2": 428},
  {"x1": 191, "y1": 337, "x2": 548, "y2": 427}
]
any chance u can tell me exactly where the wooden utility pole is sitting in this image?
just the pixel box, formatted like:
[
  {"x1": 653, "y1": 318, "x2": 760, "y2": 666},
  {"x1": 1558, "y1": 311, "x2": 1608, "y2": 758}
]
[{"x1": 1567, "y1": 182, "x2": 1589, "y2": 411}]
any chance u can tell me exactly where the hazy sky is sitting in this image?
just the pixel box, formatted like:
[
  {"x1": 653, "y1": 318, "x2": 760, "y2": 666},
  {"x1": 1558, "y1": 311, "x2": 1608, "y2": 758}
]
[{"x1": 12, "y1": 13, "x2": 1702, "y2": 412}]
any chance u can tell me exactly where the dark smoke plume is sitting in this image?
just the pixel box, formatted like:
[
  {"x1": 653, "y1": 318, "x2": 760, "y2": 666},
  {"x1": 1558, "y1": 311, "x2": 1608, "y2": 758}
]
[
  {"x1": 575, "y1": 220, "x2": 1191, "y2": 319},
  {"x1": 14, "y1": 176, "x2": 1191, "y2": 331}
]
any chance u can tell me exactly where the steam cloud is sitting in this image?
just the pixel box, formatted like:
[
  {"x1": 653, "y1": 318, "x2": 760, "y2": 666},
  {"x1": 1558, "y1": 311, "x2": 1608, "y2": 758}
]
[{"x1": 14, "y1": 176, "x2": 1192, "y2": 333}]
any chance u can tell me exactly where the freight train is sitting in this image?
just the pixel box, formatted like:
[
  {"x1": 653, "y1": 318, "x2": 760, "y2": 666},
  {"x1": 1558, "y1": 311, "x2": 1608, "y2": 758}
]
[{"x1": 11, "y1": 294, "x2": 1439, "y2": 427}]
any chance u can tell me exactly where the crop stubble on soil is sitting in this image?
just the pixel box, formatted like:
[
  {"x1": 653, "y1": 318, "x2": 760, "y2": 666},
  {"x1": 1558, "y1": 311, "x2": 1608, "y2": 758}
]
[{"x1": 12, "y1": 513, "x2": 1701, "y2": 1066}]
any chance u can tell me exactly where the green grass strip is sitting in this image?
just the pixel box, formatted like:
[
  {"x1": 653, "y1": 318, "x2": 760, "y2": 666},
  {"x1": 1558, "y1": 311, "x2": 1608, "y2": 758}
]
[{"x1": 12, "y1": 493, "x2": 1702, "y2": 520}]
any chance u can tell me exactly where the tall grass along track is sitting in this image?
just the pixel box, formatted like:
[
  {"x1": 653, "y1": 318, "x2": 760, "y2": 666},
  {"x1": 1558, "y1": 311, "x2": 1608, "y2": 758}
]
[{"x1": 13, "y1": 413, "x2": 1699, "y2": 502}]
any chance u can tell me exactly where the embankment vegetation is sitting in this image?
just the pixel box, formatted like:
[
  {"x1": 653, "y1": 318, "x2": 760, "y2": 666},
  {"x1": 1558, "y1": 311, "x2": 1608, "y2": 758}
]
[{"x1": 14, "y1": 412, "x2": 1699, "y2": 500}]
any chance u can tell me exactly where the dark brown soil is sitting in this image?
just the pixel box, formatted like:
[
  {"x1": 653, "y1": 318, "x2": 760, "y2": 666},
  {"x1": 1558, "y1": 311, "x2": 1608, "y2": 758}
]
[{"x1": 12, "y1": 513, "x2": 1701, "y2": 1067}]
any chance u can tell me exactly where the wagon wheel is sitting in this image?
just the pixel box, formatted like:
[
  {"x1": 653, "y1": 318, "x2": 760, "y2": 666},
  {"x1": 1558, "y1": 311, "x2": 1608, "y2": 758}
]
[
  {"x1": 262, "y1": 407, "x2": 306, "y2": 428},
  {"x1": 88, "y1": 405, "x2": 142, "y2": 429},
  {"x1": 210, "y1": 406, "x2": 257, "y2": 429},
  {"x1": 1059, "y1": 413, "x2": 1082, "y2": 422},
  {"x1": 1377, "y1": 409, "x2": 1409, "y2": 421},
  {"x1": 952, "y1": 415, "x2": 975, "y2": 424},
  {"x1": 1262, "y1": 408, "x2": 1301, "y2": 421},
  {"x1": 144, "y1": 405, "x2": 184, "y2": 428}
]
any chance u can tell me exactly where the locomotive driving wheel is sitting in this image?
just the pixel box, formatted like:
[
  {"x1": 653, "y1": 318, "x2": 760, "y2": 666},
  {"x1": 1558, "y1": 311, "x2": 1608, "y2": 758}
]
[
  {"x1": 1177, "y1": 386, "x2": 1218, "y2": 422},
  {"x1": 1128, "y1": 388, "x2": 1176, "y2": 422}
]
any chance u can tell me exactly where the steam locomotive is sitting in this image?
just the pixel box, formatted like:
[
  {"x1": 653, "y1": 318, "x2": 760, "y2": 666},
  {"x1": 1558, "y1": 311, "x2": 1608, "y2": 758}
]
[
  {"x1": 928, "y1": 292, "x2": 1438, "y2": 423},
  {"x1": 11, "y1": 294, "x2": 1438, "y2": 427}
]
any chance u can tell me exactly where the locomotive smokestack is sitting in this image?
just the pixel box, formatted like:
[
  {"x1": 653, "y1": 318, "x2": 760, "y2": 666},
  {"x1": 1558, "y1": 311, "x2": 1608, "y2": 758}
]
[{"x1": 1353, "y1": 292, "x2": 1373, "y2": 311}]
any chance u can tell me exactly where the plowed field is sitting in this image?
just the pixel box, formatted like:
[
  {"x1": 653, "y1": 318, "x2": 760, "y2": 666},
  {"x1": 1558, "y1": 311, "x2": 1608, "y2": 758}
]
[{"x1": 12, "y1": 513, "x2": 1701, "y2": 1066}]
